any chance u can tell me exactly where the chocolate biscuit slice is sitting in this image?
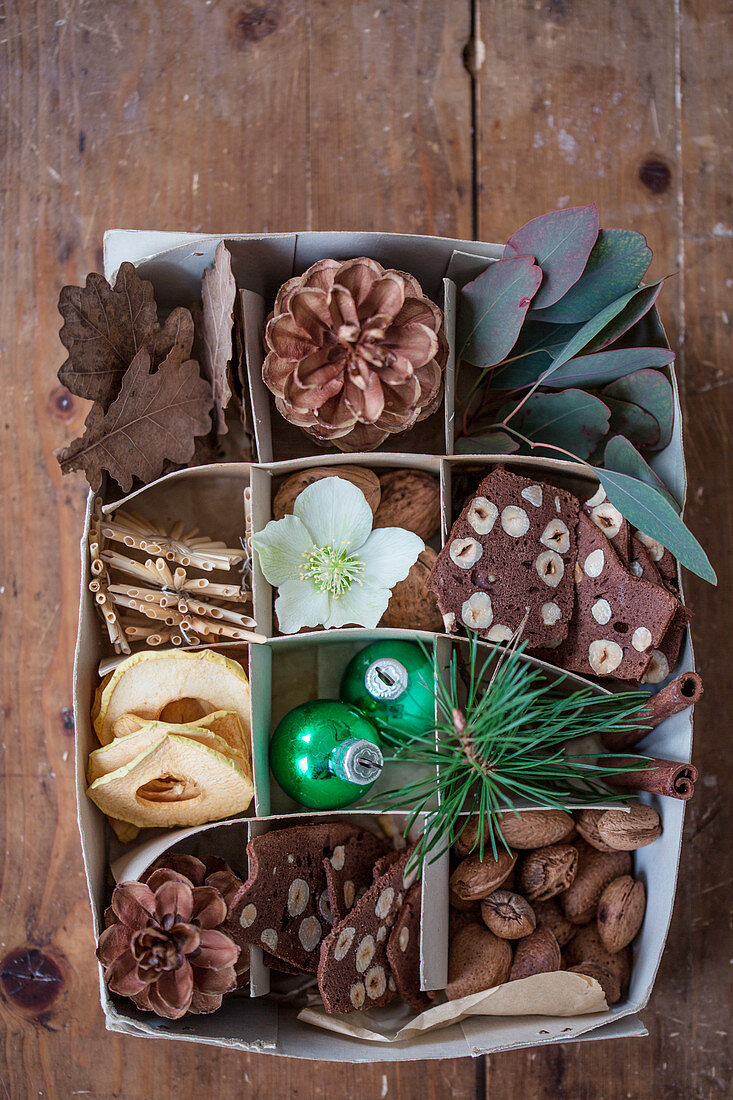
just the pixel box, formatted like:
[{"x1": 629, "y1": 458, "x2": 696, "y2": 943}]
[
  {"x1": 428, "y1": 467, "x2": 579, "y2": 649},
  {"x1": 631, "y1": 540, "x2": 689, "y2": 680},
  {"x1": 583, "y1": 486, "x2": 632, "y2": 563},
  {"x1": 386, "y1": 883, "x2": 434, "y2": 1013},
  {"x1": 228, "y1": 823, "x2": 361, "y2": 974},
  {"x1": 318, "y1": 847, "x2": 418, "y2": 1014},
  {"x1": 548, "y1": 512, "x2": 678, "y2": 681},
  {"x1": 372, "y1": 849, "x2": 404, "y2": 881},
  {"x1": 635, "y1": 531, "x2": 678, "y2": 586},
  {"x1": 323, "y1": 830, "x2": 390, "y2": 923}
]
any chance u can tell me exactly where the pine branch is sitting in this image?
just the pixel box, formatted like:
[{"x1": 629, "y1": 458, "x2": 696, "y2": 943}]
[{"x1": 368, "y1": 634, "x2": 652, "y2": 864}]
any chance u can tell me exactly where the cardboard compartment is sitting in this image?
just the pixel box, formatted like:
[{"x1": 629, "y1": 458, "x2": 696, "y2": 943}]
[
  {"x1": 442, "y1": 454, "x2": 692, "y2": 685},
  {"x1": 106, "y1": 819, "x2": 279, "y2": 1052},
  {"x1": 67, "y1": 229, "x2": 699, "y2": 1059},
  {"x1": 92, "y1": 462, "x2": 254, "y2": 664},
  {"x1": 249, "y1": 453, "x2": 442, "y2": 636},
  {"x1": 444, "y1": 247, "x2": 687, "y2": 513},
  {"x1": 240, "y1": 279, "x2": 456, "y2": 464},
  {"x1": 105, "y1": 810, "x2": 447, "y2": 1052},
  {"x1": 239, "y1": 811, "x2": 447, "y2": 1000},
  {"x1": 250, "y1": 631, "x2": 439, "y2": 818},
  {"x1": 105, "y1": 231, "x2": 466, "y2": 464}
]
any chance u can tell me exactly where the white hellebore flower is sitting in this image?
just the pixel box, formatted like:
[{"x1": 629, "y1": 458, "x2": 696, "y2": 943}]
[{"x1": 252, "y1": 477, "x2": 424, "y2": 634}]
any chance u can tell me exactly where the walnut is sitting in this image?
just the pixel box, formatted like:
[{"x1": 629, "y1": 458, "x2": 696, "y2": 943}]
[
  {"x1": 373, "y1": 469, "x2": 441, "y2": 540},
  {"x1": 273, "y1": 466, "x2": 381, "y2": 520}
]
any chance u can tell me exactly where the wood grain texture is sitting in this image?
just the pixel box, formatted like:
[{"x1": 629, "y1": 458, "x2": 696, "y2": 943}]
[{"x1": 0, "y1": 0, "x2": 730, "y2": 1097}]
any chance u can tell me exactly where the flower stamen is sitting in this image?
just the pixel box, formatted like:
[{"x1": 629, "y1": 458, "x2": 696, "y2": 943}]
[{"x1": 301, "y1": 544, "x2": 364, "y2": 597}]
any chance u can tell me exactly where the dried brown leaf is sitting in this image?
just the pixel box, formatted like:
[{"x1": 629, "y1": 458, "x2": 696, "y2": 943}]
[
  {"x1": 56, "y1": 348, "x2": 213, "y2": 491},
  {"x1": 149, "y1": 307, "x2": 195, "y2": 369},
  {"x1": 201, "y1": 242, "x2": 236, "y2": 434},
  {"x1": 57, "y1": 263, "x2": 195, "y2": 410}
]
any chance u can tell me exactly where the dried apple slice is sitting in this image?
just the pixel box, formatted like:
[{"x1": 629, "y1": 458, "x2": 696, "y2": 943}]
[
  {"x1": 87, "y1": 735, "x2": 254, "y2": 827},
  {"x1": 87, "y1": 719, "x2": 248, "y2": 783},
  {"x1": 111, "y1": 709, "x2": 247, "y2": 757},
  {"x1": 108, "y1": 818, "x2": 140, "y2": 844},
  {"x1": 93, "y1": 649, "x2": 251, "y2": 745}
]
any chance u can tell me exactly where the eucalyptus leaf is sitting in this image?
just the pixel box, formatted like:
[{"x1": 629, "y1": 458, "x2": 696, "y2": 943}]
[
  {"x1": 591, "y1": 467, "x2": 716, "y2": 584},
  {"x1": 584, "y1": 281, "x2": 665, "y2": 353},
  {"x1": 603, "y1": 369, "x2": 674, "y2": 450},
  {"x1": 603, "y1": 435, "x2": 680, "y2": 508},
  {"x1": 491, "y1": 346, "x2": 674, "y2": 391},
  {"x1": 458, "y1": 255, "x2": 543, "y2": 367},
  {"x1": 489, "y1": 320, "x2": 582, "y2": 386},
  {"x1": 535, "y1": 281, "x2": 666, "y2": 386},
  {"x1": 604, "y1": 397, "x2": 661, "y2": 449},
  {"x1": 532, "y1": 228, "x2": 653, "y2": 323},
  {"x1": 501, "y1": 389, "x2": 610, "y2": 460},
  {"x1": 455, "y1": 431, "x2": 520, "y2": 455},
  {"x1": 504, "y1": 204, "x2": 599, "y2": 309}
]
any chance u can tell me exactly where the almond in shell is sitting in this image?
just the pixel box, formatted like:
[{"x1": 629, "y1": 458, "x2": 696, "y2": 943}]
[
  {"x1": 596, "y1": 804, "x2": 662, "y2": 850},
  {"x1": 446, "y1": 924, "x2": 513, "y2": 999},
  {"x1": 532, "y1": 899, "x2": 577, "y2": 949},
  {"x1": 449, "y1": 850, "x2": 517, "y2": 903},
  {"x1": 497, "y1": 809, "x2": 575, "y2": 849},
  {"x1": 574, "y1": 809, "x2": 618, "y2": 853},
  {"x1": 516, "y1": 844, "x2": 578, "y2": 902},
  {"x1": 480, "y1": 890, "x2": 536, "y2": 939},
  {"x1": 560, "y1": 841, "x2": 632, "y2": 924},
  {"x1": 567, "y1": 962, "x2": 621, "y2": 1005},
  {"x1": 562, "y1": 924, "x2": 632, "y2": 994},
  {"x1": 509, "y1": 924, "x2": 561, "y2": 981},
  {"x1": 597, "y1": 876, "x2": 646, "y2": 952}
]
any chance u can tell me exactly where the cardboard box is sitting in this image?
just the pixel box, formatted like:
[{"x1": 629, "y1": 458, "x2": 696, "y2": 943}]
[{"x1": 71, "y1": 231, "x2": 695, "y2": 1059}]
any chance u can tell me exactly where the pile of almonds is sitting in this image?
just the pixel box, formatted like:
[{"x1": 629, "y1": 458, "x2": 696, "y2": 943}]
[{"x1": 447, "y1": 804, "x2": 661, "y2": 1006}]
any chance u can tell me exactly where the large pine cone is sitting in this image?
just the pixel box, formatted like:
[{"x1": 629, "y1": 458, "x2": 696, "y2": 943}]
[
  {"x1": 96, "y1": 854, "x2": 242, "y2": 1019},
  {"x1": 262, "y1": 257, "x2": 447, "y2": 451}
]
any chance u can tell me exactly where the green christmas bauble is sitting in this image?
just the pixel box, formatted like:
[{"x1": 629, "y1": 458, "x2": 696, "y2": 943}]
[
  {"x1": 339, "y1": 641, "x2": 435, "y2": 738},
  {"x1": 269, "y1": 699, "x2": 383, "y2": 810}
]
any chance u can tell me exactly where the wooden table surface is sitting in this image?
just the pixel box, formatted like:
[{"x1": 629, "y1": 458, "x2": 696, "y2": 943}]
[{"x1": 1, "y1": 1, "x2": 731, "y2": 1096}]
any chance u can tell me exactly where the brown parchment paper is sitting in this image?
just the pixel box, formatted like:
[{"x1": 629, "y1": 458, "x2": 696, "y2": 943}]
[{"x1": 297, "y1": 971, "x2": 608, "y2": 1043}]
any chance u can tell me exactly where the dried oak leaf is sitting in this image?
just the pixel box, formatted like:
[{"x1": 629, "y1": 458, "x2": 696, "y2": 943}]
[
  {"x1": 150, "y1": 307, "x2": 196, "y2": 370},
  {"x1": 201, "y1": 241, "x2": 237, "y2": 435},
  {"x1": 58, "y1": 262, "x2": 195, "y2": 410},
  {"x1": 56, "y1": 348, "x2": 213, "y2": 491}
]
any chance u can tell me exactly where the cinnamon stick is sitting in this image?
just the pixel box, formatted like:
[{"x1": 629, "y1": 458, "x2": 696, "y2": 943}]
[
  {"x1": 601, "y1": 672, "x2": 704, "y2": 751},
  {"x1": 605, "y1": 756, "x2": 698, "y2": 800}
]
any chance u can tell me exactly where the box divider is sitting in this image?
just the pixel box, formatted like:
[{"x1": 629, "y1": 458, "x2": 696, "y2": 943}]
[
  {"x1": 250, "y1": 465, "x2": 273, "y2": 635},
  {"x1": 241, "y1": 289, "x2": 272, "y2": 463},
  {"x1": 247, "y1": 817, "x2": 272, "y2": 997},
  {"x1": 442, "y1": 277, "x2": 457, "y2": 455},
  {"x1": 249, "y1": 642, "x2": 273, "y2": 816}
]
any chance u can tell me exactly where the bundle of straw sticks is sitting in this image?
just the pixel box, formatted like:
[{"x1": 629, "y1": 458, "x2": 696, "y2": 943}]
[{"x1": 88, "y1": 500, "x2": 259, "y2": 654}]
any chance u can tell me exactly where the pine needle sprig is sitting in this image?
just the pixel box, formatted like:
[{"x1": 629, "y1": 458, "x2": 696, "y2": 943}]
[{"x1": 369, "y1": 631, "x2": 652, "y2": 865}]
